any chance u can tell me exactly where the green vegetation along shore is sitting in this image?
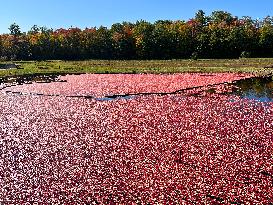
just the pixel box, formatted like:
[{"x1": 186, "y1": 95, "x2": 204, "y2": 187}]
[{"x1": 0, "y1": 58, "x2": 273, "y2": 78}]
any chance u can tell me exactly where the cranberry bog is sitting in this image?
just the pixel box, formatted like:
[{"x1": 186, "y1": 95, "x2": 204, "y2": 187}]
[{"x1": 0, "y1": 73, "x2": 272, "y2": 204}]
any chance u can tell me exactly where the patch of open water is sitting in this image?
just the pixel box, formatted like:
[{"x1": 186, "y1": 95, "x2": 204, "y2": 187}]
[{"x1": 232, "y1": 76, "x2": 273, "y2": 102}]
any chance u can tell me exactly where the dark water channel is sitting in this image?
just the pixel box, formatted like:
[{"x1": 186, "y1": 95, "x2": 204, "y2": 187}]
[{"x1": 0, "y1": 74, "x2": 272, "y2": 102}]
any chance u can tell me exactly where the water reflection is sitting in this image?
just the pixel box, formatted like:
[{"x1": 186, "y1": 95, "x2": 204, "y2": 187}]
[{"x1": 233, "y1": 76, "x2": 273, "y2": 102}]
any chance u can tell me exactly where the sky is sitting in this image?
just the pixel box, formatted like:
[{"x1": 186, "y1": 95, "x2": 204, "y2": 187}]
[{"x1": 0, "y1": 0, "x2": 273, "y2": 33}]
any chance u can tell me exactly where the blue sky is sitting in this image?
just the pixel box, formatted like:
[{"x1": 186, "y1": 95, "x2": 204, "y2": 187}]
[{"x1": 0, "y1": 0, "x2": 272, "y2": 33}]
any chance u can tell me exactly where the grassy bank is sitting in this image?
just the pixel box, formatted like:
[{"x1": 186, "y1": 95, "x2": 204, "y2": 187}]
[{"x1": 1, "y1": 58, "x2": 273, "y2": 77}]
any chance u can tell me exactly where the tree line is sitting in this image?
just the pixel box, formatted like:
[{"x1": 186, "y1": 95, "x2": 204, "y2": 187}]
[{"x1": 1, "y1": 10, "x2": 273, "y2": 60}]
